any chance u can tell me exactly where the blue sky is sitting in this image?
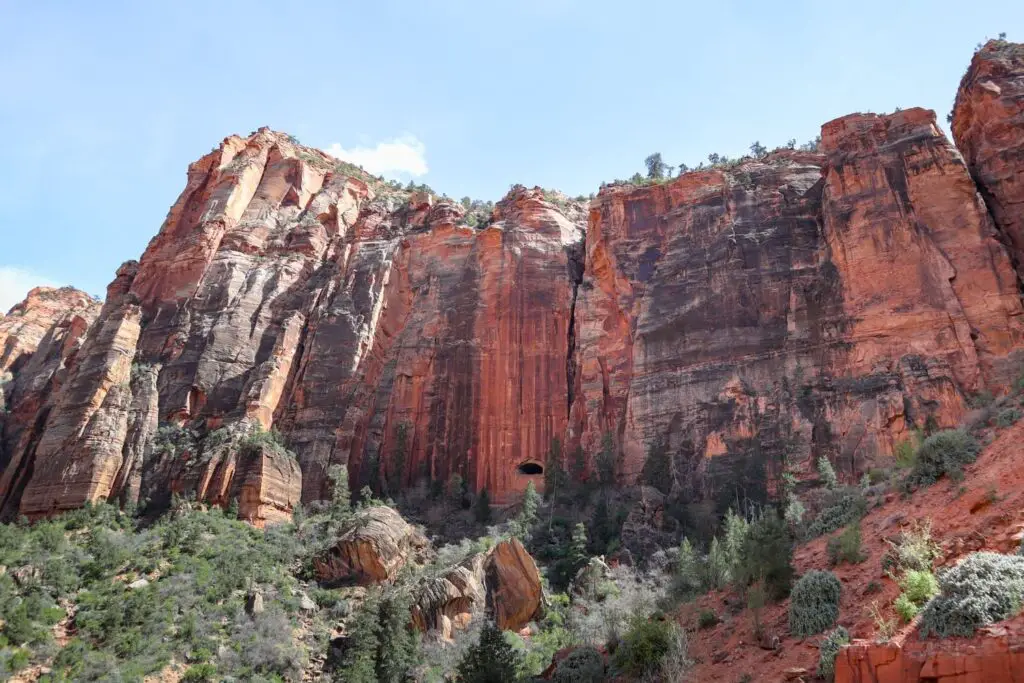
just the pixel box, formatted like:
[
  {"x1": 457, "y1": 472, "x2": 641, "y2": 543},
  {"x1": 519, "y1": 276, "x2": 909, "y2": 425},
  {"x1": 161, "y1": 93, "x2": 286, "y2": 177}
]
[{"x1": 1, "y1": 0, "x2": 1021, "y2": 311}]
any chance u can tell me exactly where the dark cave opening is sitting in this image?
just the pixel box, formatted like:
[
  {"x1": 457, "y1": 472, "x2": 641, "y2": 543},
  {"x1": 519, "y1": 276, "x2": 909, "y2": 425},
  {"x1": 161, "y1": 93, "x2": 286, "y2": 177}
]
[{"x1": 517, "y1": 461, "x2": 544, "y2": 476}]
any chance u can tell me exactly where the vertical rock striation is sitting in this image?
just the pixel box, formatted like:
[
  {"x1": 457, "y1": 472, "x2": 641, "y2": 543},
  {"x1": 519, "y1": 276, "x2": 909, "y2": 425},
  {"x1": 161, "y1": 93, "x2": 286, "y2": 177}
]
[
  {"x1": 3, "y1": 40, "x2": 1024, "y2": 519},
  {"x1": 953, "y1": 40, "x2": 1024, "y2": 277}
]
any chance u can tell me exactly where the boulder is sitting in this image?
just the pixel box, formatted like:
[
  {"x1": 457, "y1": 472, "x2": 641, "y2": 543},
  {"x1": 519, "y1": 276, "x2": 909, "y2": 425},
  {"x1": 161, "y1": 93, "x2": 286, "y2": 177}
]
[
  {"x1": 484, "y1": 538, "x2": 544, "y2": 631},
  {"x1": 314, "y1": 506, "x2": 428, "y2": 585}
]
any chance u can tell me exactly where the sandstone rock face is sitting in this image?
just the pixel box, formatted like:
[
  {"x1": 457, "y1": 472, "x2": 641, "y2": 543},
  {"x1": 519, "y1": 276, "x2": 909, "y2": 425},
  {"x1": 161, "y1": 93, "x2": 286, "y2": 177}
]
[
  {"x1": 0, "y1": 287, "x2": 101, "y2": 516},
  {"x1": 954, "y1": 40, "x2": 1024, "y2": 277},
  {"x1": 4, "y1": 47, "x2": 1024, "y2": 521},
  {"x1": 570, "y1": 108, "x2": 1024, "y2": 513},
  {"x1": 412, "y1": 537, "x2": 543, "y2": 638},
  {"x1": 835, "y1": 633, "x2": 1024, "y2": 683},
  {"x1": 314, "y1": 505, "x2": 428, "y2": 585}
]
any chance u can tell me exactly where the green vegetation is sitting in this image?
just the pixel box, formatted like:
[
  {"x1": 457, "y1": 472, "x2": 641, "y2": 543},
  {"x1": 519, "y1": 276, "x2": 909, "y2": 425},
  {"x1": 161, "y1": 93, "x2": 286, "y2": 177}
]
[
  {"x1": 817, "y1": 626, "x2": 850, "y2": 679},
  {"x1": 919, "y1": 552, "x2": 1024, "y2": 638},
  {"x1": 552, "y1": 646, "x2": 604, "y2": 683},
  {"x1": 806, "y1": 486, "x2": 867, "y2": 538},
  {"x1": 788, "y1": 570, "x2": 841, "y2": 637},
  {"x1": 737, "y1": 509, "x2": 795, "y2": 601},
  {"x1": 904, "y1": 429, "x2": 980, "y2": 489},
  {"x1": 455, "y1": 621, "x2": 523, "y2": 683},
  {"x1": 609, "y1": 617, "x2": 686, "y2": 680},
  {"x1": 817, "y1": 456, "x2": 839, "y2": 489},
  {"x1": 827, "y1": 523, "x2": 865, "y2": 566}
]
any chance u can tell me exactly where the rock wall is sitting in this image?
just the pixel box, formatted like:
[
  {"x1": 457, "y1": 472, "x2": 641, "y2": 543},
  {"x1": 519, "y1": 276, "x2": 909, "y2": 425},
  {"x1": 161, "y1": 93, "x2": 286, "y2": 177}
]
[
  {"x1": 954, "y1": 40, "x2": 1024, "y2": 278},
  {"x1": 2, "y1": 42, "x2": 1024, "y2": 518},
  {"x1": 570, "y1": 107, "x2": 1022, "y2": 514}
]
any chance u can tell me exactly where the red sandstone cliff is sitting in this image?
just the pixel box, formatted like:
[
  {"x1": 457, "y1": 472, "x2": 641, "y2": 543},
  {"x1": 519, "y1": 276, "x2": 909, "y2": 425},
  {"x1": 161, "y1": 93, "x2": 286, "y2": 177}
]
[
  {"x1": 953, "y1": 40, "x2": 1024, "y2": 277},
  {"x1": 1, "y1": 43, "x2": 1023, "y2": 524}
]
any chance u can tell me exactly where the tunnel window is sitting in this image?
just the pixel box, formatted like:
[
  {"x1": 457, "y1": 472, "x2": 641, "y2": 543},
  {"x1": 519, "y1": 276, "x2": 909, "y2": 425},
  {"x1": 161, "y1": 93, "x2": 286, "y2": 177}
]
[{"x1": 517, "y1": 461, "x2": 544, "y2": 476}]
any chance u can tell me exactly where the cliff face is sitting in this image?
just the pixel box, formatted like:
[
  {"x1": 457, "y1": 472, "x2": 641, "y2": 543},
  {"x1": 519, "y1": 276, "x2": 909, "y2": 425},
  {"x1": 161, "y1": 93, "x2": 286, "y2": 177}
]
[
  {"x1": 0, "y1": 287, "x2": 101, "y2": 515},
  {"x1": 571, "y1": 107, "x2": 1022, "y2": 514},
  {"x1": 2, "y1": 46, "x2": 1024, "y2": 518},
  {"x1": 953, "y1": 40, "x2": 1024, "y2": 277}
]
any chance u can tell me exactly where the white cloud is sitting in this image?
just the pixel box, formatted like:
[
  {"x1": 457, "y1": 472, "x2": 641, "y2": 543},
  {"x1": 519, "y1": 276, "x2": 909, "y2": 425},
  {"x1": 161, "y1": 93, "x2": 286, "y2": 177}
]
[
  {"x1": 0, "y1": 266, "x2": 61, "y2": 315},
  {"x1": 324, "y1": 135, "x2": 428, "y2": 177}
]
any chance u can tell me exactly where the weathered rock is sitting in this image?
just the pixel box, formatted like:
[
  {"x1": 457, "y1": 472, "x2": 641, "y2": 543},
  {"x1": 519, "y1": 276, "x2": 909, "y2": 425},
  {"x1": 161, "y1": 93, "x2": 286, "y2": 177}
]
[
  {"x1": 571, "y1": 108, "x2": 1024, "y2": 515},
  {"x1": 0, "y1": 287, "x2": 101, "y2": 518},
  {"x1": 484, "y1": 537, "x2": 545, "y2": 631},
  {"x1": 953, "y1": 40, "x2": 1024, "y2": 279},
  {"x1": 835, "y1": 633, "x2": 1024, "y2": 683},
  {"x1": 413, "y1": 537, "x2": 544, "y2": 638},
  {"x1": 412, "y1": 552, "x2": 487, "y2": 639},
  {"x1": 314, "y1": 506, "x2": 428, "y2": 585}
]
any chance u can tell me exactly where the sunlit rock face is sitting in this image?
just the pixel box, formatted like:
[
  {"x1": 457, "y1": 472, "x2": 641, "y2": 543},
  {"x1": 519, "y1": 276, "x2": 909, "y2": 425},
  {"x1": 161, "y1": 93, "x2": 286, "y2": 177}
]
[
  {"x1": 4, "y1": 73, "x2": 1024, "y2": 520},
  {"x1": 570, "y1": 108, "x2": 1023, "y2": 514}
]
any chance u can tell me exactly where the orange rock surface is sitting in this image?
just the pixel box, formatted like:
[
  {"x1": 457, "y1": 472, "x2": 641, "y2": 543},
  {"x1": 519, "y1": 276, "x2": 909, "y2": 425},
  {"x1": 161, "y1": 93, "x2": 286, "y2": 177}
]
[{"x1": 953, "y1": 40, "x2": 1024, "y2": 276}]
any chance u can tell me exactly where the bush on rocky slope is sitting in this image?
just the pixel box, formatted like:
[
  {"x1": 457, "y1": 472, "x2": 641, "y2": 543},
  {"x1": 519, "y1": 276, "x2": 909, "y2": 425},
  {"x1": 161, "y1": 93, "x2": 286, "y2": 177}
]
[
  {"x1": 919, "y1": 551, "x2": 1024, "y2": 638},
  {"x1": 905, "y1": 429, "x2": 981, "y2": 490},
  {"x1": 789, "y1": 570, "x2": 842, "y2": 637}
]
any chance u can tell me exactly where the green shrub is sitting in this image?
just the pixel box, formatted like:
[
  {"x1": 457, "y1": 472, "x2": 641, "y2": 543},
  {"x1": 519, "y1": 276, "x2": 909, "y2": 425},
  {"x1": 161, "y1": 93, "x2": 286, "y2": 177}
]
[
  {"x1": 553, "y1": 646, "x2": 605, "y2": 683},
  {"x1": 919, "y1": 552, "x2": 1024, "y2": 638},
  {"x1": 456, "y1": 621, "x2": 522, "y2": 683},
  {"x1": 789, "y1": 570, "x2": 842, "y2": 637},
  {"x1": 894, "y1": 435, "x2": 919, "y2": 469},
  {"x1": 736, "y1": 509, "x2": 794, "y2": 601},
  {"x1": 817, "y1": 457, "x2": 839, "y2": 489},
  {"x1": 997, "y1": 408, "x2": 1021, "y2": 427},
  {"x1": 905, "y1": 430, "x2": 980, "y2": 489},
  {"x1": 817, "y1": 626, "x2": 849, "y2": 679},
  {"x1": 827, "y1": 524, "x2": 865, "y2": 566},
  {"x1": 806, "y1": 487, "x2": 867, "y2": 538},
  {"x1": 182, "y1": 662, "x2": 218, "y2": 682},
  {"x1": 900, "y1": 570, "x2": 939, "y2": 606},
  {"x1": 610, "y1": 617, "x2": 681, "y2": 679},
  {"x1": 698, "y1": 609, "x2": 719, "y2": 629},
  {"x1": 882, "y1": 521, "x2": 940, "y2": 575},
  {"x1": 894, "y1": 593, "x2": 918, "y2": 622}
]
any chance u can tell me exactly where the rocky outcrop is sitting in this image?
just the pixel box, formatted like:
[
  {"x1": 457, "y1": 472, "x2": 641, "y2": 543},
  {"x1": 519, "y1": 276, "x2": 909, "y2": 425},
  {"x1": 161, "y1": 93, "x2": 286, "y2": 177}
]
[
  {"x1": 953, "y1": 40, "x2": 1024, "y2": 278},
  {"x1": 0, "y1": 287, "x2": 101, "y2": 517},
  {"x1": 412, "y1": 537, "x2": 544, "y2": 638},
  {"x1": 570, "y1": 107, "x2": 1024, "y2": 514},
  {"x1": 835, "y1": 630, "x2": 1024, "y2": 683},
  {"x1": 314, "y1": 505, "x2": 428, "y2": 585},
  {"x1": 4, "y1": 42, "x2": 1024, "y2": 519}
]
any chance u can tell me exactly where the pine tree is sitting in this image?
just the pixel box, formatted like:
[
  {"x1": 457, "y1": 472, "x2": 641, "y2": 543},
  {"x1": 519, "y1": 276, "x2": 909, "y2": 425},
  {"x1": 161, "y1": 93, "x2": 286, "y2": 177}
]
[
  {"x1": 596, "y1": 433, "x2": 616, "y2": 488},
  {"x1": 672, "y1": 537, "x2": 703, "y2": 598},
  {"x1": 340, "y1": 589, "x2": 382, "y2": 683},
  {"x1": 749, "y1": 141, "x2": 767, "y2": 158},
  {"x1": 455, "y1": 621, "x2": 522, "y2": 683},
  {"x1": 327, "y1": 464, "x2": 351, "y2": 521},
  {"x1": 544, "y1": 438, "x2": 568, "y2": 501},
  {"x1": 569, "y1": 523, "x2": 589, "y2": 574},
  {"x1": 640, "y1": 439, "x2": 672, "y2": 494},
  {"x1": 644, "y1": 153, "x2": 667, "y2": 180},
  {"x1": 817, "y1": 457, "x2": 839, "y2": 489},
  {"x1": 376, "y1": 586, "x2": 420, "y2": 683},
  {"x1": 475, "y1": 488, "x2": 492, "y2": 525},
  {"x1": 510, "y1": 482, "x2": 541, "y2": 542},
  {"x1": 722, "y1": 508, "x2": 749, "y2": 576},
  {"x1": 705, "y1": 536, "x2": 730, "y2": 590}
]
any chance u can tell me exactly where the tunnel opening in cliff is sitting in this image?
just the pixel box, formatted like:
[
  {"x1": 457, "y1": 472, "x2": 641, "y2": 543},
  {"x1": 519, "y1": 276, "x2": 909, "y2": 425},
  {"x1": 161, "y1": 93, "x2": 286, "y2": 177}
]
[{"x1": 516, "y1": 461, "x2": 544, "y2": 476}]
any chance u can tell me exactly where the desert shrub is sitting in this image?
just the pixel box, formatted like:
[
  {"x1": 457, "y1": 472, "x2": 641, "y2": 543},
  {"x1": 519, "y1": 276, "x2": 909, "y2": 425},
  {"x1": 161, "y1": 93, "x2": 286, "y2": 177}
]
[
  {"x1": 919, "y1": 552, "x2": 1024, "y2": 638},
  {"x1": 552, "y1": 646, "x2": 605, "y2": 683},
  {"x1": 996, "y1": 407, "x2": 1022, "y2": 427},
  {"x1": 869, "y1": 600, "x2": 897, "y2": 641},
  {"x1": 900, "y1": 569, "x2": 939, "y2": 606},
  {"x1": 894, "y1": 435, "x2": 919, "y2": 469},
  {"x1": 894, "y1": 593, "x2": 918, "y2": 622},
  {"x1": 882, "y1": 520, "x2": 941, "y2": 575},
  {"x1": 610, "y1": 617, "x2": 683, "y2": 679},
  {"x1": 818, "y1": 457, "x2": 839, "y2": 489},
  {"x1": 703, "y1": 537, "x2": 730, "y2": 591},
  {"x1": 668, "y1": 538, "x2": 703, "y2": 601},
  {"x1": 817, "y1": 626, "x2": 850, "y2": 679},
  {"x1": 806, "y1": 487, "x2": 867, "y2": 538},
  {"x1": 698, "y1": 609, "x2": 719, "y2": 629},
  {"x1": 569, "y1": 566, "x2": 665, "y2": 647},
  {"x1": 827, "y1": 523, "x2": 865, "y2": 566},
  {"x1": 905, "y1": 430, "x2": 980, "y2": 489},
  {"x1": 789, "y1": 570, "x2": 841, "y2": 637},
  {"x1": 736, "y1": 509, "x2": 794, "y2": 601}
]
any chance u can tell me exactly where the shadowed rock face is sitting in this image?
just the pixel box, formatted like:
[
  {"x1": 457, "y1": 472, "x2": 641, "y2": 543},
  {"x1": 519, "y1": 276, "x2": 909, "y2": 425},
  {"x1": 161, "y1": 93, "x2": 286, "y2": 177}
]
[
  {"x1": 2, "y1": 53, "x2": 1024, "y2": 520},
  {"x1": 954, "y1": 40, "x2": 1024, "y2": 279}
]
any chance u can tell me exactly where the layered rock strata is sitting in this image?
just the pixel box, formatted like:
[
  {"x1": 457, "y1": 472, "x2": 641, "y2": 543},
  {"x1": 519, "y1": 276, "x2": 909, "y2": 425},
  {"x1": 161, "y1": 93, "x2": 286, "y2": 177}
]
[{"x1": 1, "y1": 69, "x2": 1024, "y2": 517}]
